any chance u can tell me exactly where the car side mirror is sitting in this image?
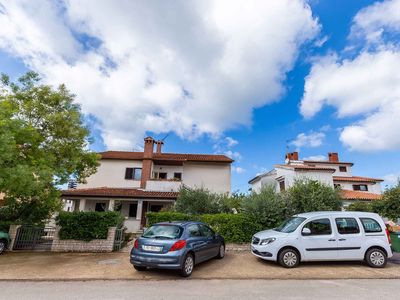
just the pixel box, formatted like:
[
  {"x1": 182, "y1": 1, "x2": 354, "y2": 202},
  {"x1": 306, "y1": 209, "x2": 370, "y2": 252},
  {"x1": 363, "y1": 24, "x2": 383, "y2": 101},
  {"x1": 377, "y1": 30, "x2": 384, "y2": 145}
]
[{"x1": 302, "y1": 228, "x2": 311, "y2": 235}]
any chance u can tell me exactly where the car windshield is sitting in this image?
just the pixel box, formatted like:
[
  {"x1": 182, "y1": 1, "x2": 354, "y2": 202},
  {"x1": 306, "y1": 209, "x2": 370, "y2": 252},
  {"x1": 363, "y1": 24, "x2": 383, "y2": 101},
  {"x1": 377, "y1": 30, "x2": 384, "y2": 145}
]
[
  {"x1": 274, "y1": 217, "x2": 306, "y2": 233},
  {"x1": 142, "y1": 224, "x2": 183, "y2": 239}
]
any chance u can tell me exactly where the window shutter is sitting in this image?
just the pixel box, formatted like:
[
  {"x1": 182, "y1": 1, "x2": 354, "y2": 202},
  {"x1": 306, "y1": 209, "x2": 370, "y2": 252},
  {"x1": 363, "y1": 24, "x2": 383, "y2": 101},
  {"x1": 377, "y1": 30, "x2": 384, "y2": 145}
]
[{"x1": 125, "y1": 168, "x2": 133, "y2": 179}]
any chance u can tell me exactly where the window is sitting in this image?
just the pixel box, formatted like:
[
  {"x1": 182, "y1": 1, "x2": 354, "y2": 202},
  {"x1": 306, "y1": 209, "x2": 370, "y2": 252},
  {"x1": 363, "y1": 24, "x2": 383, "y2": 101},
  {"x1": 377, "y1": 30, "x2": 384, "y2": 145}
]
[
  {"x1": 274, "y1": 217, "x2": 306, "y2": 233},
  {"x1": 95, "y1": 202, "x2": 106, "y2": 212},
  {"x1": 173, "y1": 172, "x2": 182, "y2": 180},
  {"x1": 125, "y1": 168, "x2": 142, "y2": 180},
  {"x1": 128, "y1": 203, "x2": 138, "y2": 218},
  {"x1": 360, "y1": 218, "x2": 382, "y2": 233},
  {"x1": 302, "y1": 218, "x2": 332, "y2": 236},
  {"x1": 153, "y1": 172, "x2": 168, "y2": 179},
  {"x1": 353, "y1": 184, "x2": 368, "y2": 191},
  {"x1": 279, "y1": 180, "x2": 285, "y2": 191},
  {"x1": 334, "y1": 184, "x2": 341, "y2": 189},
  {"x1": 335, "y1": 218, "x2": 360, "y2": 234},
  {"x1": 339, "y1": 166, "x2": 347, "y2": 172},
  {"x1": 143, "y1": 225, "x2": 183, "y2": 239},
  {"x1": 187, "y1": 225, "x2": 202, "y2": 237},
  {"x1": 200, "y1": 224, "x2": 215, "y2": 238}
]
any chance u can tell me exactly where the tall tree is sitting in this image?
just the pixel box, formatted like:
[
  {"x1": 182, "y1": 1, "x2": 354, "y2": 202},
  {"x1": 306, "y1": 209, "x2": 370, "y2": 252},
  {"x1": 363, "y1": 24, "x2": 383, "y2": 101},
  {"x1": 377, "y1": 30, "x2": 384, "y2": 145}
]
[{"x1": 0, "y1": 72, "x2": 99, "y2": 224}]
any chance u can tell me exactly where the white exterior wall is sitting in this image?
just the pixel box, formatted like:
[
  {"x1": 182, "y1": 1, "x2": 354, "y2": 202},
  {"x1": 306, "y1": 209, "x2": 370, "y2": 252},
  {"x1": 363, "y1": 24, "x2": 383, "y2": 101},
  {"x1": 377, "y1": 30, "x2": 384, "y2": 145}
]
[
  {"x1": 336, "y1": 182, "x2": 382, "y2": 194},
  {"x1": 146, "y1": 180, "x2": 181, "y2": 192},
  {"x1": 311, "y1": 163, "x2": 352, "y2": 177},
  {"x1": 182, "y1": 162, "x2": 231, "y2": 193},
  {"x1": 276, "y1": 167, "x2": 334, "y2": 189},
  {"x1": 77, "y1": 159, "x2": 142, "y2": 189}
]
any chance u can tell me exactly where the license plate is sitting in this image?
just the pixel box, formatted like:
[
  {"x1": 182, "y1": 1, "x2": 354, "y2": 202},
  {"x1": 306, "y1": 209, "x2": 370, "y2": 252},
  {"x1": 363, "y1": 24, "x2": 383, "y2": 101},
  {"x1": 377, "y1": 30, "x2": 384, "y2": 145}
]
[{"x1": 142, "y1": 245, "x2": 163, "y2": 252}]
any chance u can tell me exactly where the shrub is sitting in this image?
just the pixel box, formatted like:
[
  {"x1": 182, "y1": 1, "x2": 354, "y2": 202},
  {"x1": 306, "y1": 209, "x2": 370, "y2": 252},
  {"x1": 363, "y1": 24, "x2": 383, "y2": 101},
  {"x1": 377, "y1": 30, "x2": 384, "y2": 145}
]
[
  {"x1": 381, "y1": 182, "x2": 400, "y2": 221},
  {"x1": 242, "y1": 185, "x2": 287, "y2": 228},
  {"x1": 146, "y1": 212, "x2": 262, "y2": 243},
  {"x1": 56, "y1": 211, "x2": 124, "y2": 241},
  {"x1": 346, "y1": 202, "x2": 373, "y2": 212},
  {"x1": 284, "y1": 179, "x2": 342, "y2": 213},
  {"x1": 174, "y1": 186, "x2": 232, "y2": 214}
]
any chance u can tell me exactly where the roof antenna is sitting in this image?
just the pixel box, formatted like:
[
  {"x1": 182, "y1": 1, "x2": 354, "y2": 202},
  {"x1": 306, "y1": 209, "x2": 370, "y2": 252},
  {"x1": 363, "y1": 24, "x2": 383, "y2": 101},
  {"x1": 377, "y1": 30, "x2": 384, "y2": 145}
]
[{"x1": 161, "y1": 133, "x2": 170, "y2": 142}]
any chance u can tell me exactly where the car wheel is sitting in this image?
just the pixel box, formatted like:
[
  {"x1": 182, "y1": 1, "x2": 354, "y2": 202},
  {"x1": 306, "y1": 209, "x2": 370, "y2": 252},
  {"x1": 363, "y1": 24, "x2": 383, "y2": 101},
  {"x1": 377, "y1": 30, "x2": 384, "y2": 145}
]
[
  {"x1": 366, "y1": 248, "x2": 387, "y2": 268},
  {"x1": 0, "y1": 240, "x2": 6, "y2": 254},
  {"x1": 180, "y1": 253, "x2": 194, "y2": 277},
  {"x1": 278, "y1": 248, "x2": 299, "y2": 268},
  {"x1": 216, "y1": 243, "x2": 225, "y2": 259},
  {"x1": 133, "y1": 265, "x2": 147, "y2": 271}
]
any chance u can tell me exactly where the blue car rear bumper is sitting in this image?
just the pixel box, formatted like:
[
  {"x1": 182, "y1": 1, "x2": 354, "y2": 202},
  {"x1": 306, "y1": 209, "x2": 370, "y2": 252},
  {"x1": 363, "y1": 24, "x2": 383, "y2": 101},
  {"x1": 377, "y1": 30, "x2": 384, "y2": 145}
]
[{"x1": 130, "y1": 250, "x2": 185, "y2": 270}]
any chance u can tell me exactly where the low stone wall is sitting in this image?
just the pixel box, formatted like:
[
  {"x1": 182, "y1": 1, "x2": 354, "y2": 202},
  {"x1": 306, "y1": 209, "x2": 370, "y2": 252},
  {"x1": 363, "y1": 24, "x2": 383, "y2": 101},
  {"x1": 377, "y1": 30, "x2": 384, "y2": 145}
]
[
  {"x1": 226, "y1": 243, "x2": 250, "y2": 252},
  {"x1": 51, "y1": 227, "x2": 117, "y2": 252}
]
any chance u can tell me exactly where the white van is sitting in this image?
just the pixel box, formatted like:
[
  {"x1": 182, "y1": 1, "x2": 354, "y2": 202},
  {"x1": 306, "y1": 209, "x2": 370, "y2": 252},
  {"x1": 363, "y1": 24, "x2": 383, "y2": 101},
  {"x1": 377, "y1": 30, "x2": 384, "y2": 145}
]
[{"x1": 251, "y1": 211, "x2": 393, "y2": 268}]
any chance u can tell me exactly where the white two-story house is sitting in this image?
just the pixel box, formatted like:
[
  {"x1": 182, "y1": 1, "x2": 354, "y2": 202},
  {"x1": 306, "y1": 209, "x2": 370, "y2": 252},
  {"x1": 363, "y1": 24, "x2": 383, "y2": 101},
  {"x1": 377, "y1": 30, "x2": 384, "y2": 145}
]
[
  {"x1": 248, "y1": 152, "x2": 383, "y2": 207},
  {"x1": 61, "y1": 137, "x2": 233, "y2": 232}
]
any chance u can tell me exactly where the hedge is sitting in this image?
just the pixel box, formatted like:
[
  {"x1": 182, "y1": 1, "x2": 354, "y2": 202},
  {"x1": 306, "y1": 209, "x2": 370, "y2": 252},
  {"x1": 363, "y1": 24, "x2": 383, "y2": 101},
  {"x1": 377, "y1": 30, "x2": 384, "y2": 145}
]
[
  {"x1": 146, "y1": 212, "x2": 263, "y2": 243},
  {"x1": 56, "y1": 211, "x2": 124, "y2": 241}
]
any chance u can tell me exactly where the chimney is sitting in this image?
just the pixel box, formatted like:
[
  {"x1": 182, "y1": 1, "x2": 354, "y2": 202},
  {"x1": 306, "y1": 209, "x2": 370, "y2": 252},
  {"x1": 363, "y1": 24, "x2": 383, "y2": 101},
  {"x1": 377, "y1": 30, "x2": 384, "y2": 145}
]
[
  {"x1": 143, "y1": 136, "x2": 155, "y2": 158},
  {"x1": 141, "y1": 137, "x2": 155, "y2": 188},
  {"x1": 328, "y1": 152, "x2": 339, "y2": 162},
  {"x1": 285, "y1": 151, "x2": 299, "y2": 161},
  {"x1": 155, "y1": 140, "x2": 164, "y2": 154}
]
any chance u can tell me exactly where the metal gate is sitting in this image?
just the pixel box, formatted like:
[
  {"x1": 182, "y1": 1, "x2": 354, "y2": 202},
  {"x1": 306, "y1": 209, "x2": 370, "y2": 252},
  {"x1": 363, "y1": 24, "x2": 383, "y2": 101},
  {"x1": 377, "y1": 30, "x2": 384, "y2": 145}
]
[
  {"x1": 113, "y1": 228, "x2": 125, "y2": 251},
  {"x1": 13, "y1": 226, "x2": 55, "y2": 251}
]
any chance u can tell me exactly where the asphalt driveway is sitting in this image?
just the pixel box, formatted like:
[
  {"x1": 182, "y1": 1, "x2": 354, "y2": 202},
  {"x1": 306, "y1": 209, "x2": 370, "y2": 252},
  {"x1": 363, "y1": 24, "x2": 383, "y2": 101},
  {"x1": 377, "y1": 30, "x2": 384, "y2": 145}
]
[{"x1": 0, "y1": 251, "x2": 399, "y2": 281}]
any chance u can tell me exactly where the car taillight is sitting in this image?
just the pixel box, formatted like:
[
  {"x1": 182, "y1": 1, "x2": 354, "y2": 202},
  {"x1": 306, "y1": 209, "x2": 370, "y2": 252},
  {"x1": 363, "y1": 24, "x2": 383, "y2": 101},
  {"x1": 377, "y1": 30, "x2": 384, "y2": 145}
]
[
  {"x1": 386, "y1": 228, "x2": 391, "y2": 244},
  {"x1": 134, "y1": 239, "x2": 139, "y2": 249},
  {"x1": 169, "y1": 240, "x2": 186, "y2": 252}
]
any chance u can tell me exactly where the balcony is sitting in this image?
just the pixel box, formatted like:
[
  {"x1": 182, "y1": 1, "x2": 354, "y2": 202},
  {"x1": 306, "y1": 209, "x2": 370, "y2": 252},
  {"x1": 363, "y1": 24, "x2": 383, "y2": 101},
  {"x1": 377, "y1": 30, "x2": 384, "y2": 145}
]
[{"x1": 146, "y1": 179, "x2": 182, "y2": 192}]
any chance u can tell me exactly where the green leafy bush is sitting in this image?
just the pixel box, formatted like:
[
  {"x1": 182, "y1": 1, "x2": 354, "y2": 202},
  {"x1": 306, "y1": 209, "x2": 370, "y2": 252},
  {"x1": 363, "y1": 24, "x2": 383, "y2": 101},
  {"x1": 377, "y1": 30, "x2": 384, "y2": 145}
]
[
  {"x1": 174, "y1": 186, "x2": 232, "y2": 214},
  {"x1": 242, "y1": 185, "x2": 287, "y2": 228},
  {"x1": 56, "y1": 211, "x2": 124, "y2": 241},
  {"x1": 146, "y1": 212, "x2": 262, "y2": 243},
  {"x1": 346, "y1": 201, "x2": 373, "y2": 212},
  {"x1": 381, "y1": 182, "x2": 400, "y2": 220},
  {"x1": 283, "y1": 179, "x2": 342, "y2": 213}
]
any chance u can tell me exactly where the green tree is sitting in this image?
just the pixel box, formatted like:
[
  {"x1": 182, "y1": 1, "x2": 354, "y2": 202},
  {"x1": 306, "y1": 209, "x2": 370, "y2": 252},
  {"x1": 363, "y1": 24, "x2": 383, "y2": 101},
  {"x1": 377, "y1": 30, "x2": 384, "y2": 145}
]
[
  {"x1": 283, "y1": 179, "x2": 342, "y2": 214},
  {"x1": 381, "y1": 181, "x2": 400, "y2": 221},
  {"x1": 242, "y1": 185, "x2": 286, "y2": 228},
  {"x1": 0, "y1": 72, "x2": 99, "y2": 225}
]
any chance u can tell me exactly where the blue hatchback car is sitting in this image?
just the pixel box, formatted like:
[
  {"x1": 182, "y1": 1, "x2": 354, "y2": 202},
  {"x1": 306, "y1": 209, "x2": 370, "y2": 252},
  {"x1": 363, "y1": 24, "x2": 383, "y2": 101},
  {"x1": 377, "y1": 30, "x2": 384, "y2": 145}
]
[{"x1": 130, "y1": 221, "x2": 225, "y2": 277}]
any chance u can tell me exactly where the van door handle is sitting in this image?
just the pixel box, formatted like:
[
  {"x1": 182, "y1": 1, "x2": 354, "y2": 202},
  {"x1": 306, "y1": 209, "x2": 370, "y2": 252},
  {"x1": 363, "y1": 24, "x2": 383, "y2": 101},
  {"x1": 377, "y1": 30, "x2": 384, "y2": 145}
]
[
  {"x1": 328, "y1": 238, "x2": 336, "y2": 241},
  {"x1": 338, "y1": 238, "x2": 346, "y2": 241}
]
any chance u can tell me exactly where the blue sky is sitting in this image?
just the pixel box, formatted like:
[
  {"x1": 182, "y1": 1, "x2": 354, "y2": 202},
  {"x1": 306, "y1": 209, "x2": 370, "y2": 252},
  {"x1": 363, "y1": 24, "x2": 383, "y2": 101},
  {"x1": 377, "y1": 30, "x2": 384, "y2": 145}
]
[{"x1": 1, "y1": 0, "x2": 400, "y2": 192}]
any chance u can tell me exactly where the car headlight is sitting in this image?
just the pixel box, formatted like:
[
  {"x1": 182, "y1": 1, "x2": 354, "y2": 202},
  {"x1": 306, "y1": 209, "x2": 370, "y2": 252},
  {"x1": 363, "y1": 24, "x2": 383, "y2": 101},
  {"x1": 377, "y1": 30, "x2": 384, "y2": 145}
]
[{"x1": 260, "y1": 238, "x2": 276, "y2": 246}]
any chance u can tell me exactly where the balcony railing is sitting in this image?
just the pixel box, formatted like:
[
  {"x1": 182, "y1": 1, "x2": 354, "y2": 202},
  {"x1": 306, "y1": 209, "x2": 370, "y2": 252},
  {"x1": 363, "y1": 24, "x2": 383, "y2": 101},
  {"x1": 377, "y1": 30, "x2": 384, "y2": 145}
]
[{"x1": 146, "y1": 179, "x2": 182, "y2": 192}]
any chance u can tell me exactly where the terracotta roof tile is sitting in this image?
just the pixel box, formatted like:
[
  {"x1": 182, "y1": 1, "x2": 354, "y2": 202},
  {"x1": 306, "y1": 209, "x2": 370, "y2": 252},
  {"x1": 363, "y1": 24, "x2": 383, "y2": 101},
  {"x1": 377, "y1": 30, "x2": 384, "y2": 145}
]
[
  {"x1": 303, "y1": 160, "x2": 354, "y2": 166},
  {"x1": 99, "y1": 151, "x2": 233, "y2": 163},
  {"x1": 340, "y1": 190, "x2": 382, "y2": 201},
  {"x1": 333, "y1": 176, "x2": 384, "y2": 183},
  {"x1": 275, "y1": 164, "x2": 336, "y2": 172},
  {"x1": 61, "y1": 187, "x2": 178, "y2": 199}
]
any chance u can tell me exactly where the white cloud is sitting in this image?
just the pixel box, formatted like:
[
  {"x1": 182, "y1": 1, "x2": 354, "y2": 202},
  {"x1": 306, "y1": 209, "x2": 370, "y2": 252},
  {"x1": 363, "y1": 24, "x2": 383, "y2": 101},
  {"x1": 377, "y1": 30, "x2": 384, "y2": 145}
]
[
  {"x1": 302, "y1": 155, "x2": 326, "y2": 161},
  {"x1": 225, "y1": 137, "x2": 239, "y2": 148},
  {"x1": 351, "y1": 0, "x2": 400, "y2": 46},
  {"x1": 291, "y1": 131, "x2": 325, "y2": 149},
  {"x1": 224, "y1": 150, "x2": 242, "y2": 161},
  {"x1": 383, "y1": 172, "x2": 400, "y2": 186},
  {"x1": 301, "y1": 0, "x2": 400, "y2": 152},
  {"x1": 0, "y1": 0, "x2": 320, "y2": 149},
  {"x1": 233, "y1": 166, "x2": 246, "y2": 174}
]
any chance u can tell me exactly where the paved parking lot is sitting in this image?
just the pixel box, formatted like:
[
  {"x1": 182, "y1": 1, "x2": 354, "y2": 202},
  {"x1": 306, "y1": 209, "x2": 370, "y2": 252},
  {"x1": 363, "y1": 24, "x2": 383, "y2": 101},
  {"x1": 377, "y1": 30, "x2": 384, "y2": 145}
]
[{"x1": 0, "y1": 251, "x2": 399, "y2": 280}]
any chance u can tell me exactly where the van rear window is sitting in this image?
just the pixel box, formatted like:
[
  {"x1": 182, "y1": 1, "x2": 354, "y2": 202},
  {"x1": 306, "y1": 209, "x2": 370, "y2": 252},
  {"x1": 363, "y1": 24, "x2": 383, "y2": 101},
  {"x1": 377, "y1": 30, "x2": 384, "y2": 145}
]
[{"x1": 360, "y1": 218, "x2": 382, "y2": 233}]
